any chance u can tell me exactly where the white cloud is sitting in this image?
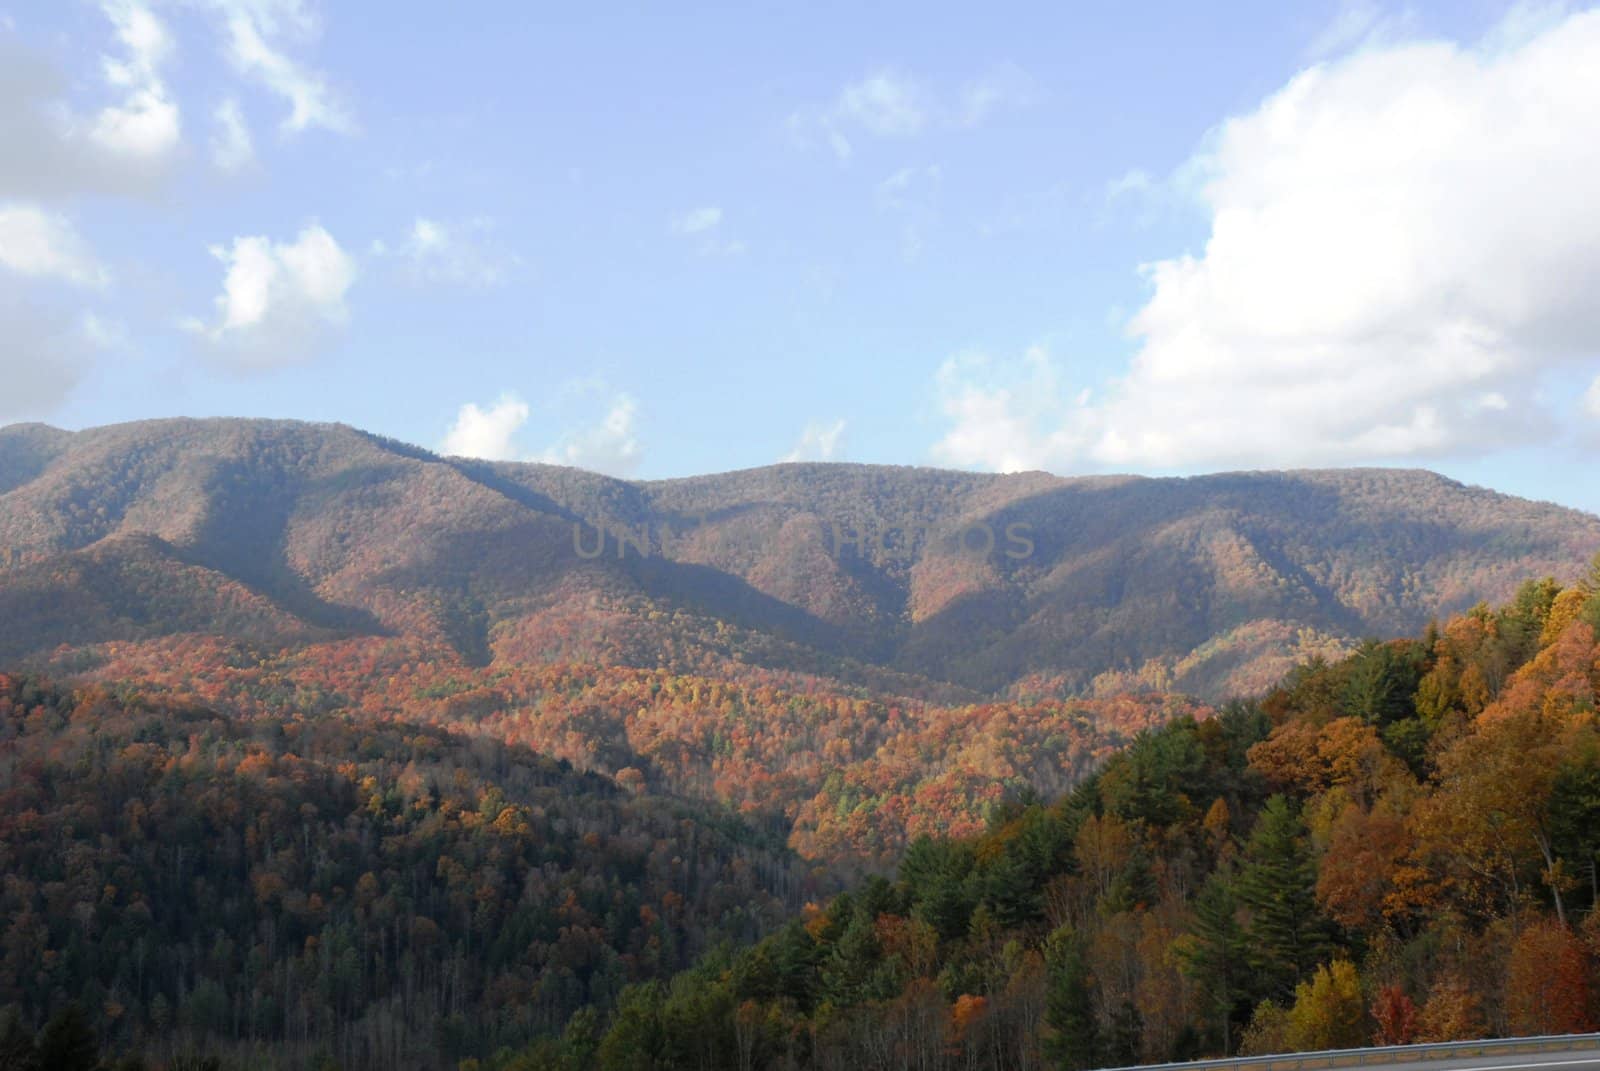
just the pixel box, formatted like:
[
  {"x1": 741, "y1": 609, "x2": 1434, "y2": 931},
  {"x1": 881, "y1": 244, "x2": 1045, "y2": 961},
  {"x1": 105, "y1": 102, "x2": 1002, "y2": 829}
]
[
  {"x1": 441, "y1": 394, "x2": 531, "y2": 461},
  {"x1": 0, "y1": 6, "x2": 180, "y2": 196},
  {"x1": 0, "y1": 204, "x2": 109, "y2": 286},
  {"x1": 187, "y1": 223, "x2": 355, "y2": 366},
  {"x1": 443, "y1": 387, "x2": 644, "y2": 475},
  {"x1": 782, "y1": 419, "x2": 846, "y2": 462},
  {"x1": 204, "y1": 0, "x2": 352, "y2": 134},
  {"x1": 671, "y1": 206, "x2": 722, "y2": 235},
  {"x1": 210, "y1": 98, "x2": 255, "y2": 170},
  {"x1": 932, "y1": 349, "x2": 1089, "y2": 472},
  {"x1": 837, "y1": 71, "x2": 926, "y2": 136},
  {"x1": 935, "y1": 9, "x2": 1600, "y2": 472},
  {"x1": 90, "y1": 0, "x2": 181, "y2": 159},
  {"x1": 538, "y1": 393, "x2": 641, "y2": 476},
  {"x1": 1586, "y1": 376, "x2": 1600, "y2": 419},
  {"x1": 385, "y1": 216, "x2": 516, "y2": 287}
]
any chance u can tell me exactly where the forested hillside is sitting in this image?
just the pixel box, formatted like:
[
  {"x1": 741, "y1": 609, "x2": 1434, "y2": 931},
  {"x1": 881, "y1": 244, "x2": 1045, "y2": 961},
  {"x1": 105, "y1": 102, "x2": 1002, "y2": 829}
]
[
  {"x1": 4, "y1": 417, "x2": 1600, "y2": 1070},
  {"x1": 504, "y1": 566, "x2": 1600, "y2": 1071},
  {"x1": 18, "y1": 636, "x2": 1202, "y2": 873},
  {"x1": 3, "y1": 418, "x2": 1596, "y2": 701},
  {"x1": 0, "y1": 675, "x2": 808, "y2": 1069}
]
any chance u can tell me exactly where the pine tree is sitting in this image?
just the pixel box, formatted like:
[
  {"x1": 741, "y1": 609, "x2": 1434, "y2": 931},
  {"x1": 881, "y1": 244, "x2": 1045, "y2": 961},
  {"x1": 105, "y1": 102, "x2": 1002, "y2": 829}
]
[
  {"x1": 34, "y1": 1006, "x2": 97, "y2": 1071},
  {"x1": 1235, "y1": 796, "x2": 1334, "y2": 1002},
  {"x1": 1180, "y1": 870, "x2": 1250, "y2": 1052},
  {"x1": 1043, "y1": 928, "x2": 1099, "y2": 1071},
  {"x1": 0, "y1": 1011, "x2": 36, "y2": 1071}
]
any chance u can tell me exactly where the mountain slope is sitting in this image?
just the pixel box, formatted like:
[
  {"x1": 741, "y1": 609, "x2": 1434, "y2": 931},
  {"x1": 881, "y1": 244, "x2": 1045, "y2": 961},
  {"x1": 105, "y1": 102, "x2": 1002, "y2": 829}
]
[{"x1": 1, "y1": 417, "x2": 1597, "y2": 699}]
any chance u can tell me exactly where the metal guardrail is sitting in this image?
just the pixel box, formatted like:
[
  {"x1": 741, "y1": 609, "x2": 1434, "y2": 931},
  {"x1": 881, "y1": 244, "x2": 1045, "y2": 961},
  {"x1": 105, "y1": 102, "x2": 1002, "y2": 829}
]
[{"x1": 1096, "y1": 1033, "x2": 1600, "y2": 1071}]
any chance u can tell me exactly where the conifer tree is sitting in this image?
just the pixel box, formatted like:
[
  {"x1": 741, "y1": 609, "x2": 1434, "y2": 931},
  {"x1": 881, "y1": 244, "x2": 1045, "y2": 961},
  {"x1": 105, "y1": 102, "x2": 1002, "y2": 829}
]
[{"x1": 1235, "y1": 796, "x2": 1334, "y2": 1002}]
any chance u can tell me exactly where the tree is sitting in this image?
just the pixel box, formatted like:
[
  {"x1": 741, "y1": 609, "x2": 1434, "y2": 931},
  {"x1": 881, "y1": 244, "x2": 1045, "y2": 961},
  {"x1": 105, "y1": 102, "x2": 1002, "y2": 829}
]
[
  {"x1": 1342, "y1": 641, "x2": 1424, "y2": 729},
  {"x1": 1235, "y1": 796, "x2": 1334, "y2": 1001},
  {"x1": 1370, "y1": 986, "x2": 1419, "y2": 1046},
  {"x1": 33, "y1": 1007, "x2": 96, "y2": 1071},
  {"x1": 1043, "y1": 928, "x2": 1099, "y2": 1071},
  {"x1": 1239, "y1": 1001, "x2": 1288, "y2": 1057},
  {"x1": 1506, "y1": 918, "x2": 1593, "y2": 1035},
  {"x1": 1179, "y1": 871, "x2": 1250, "y2": 1052},
  {"x1": 0, "y1": 1011, "x2": 35, "y2": 1071},
  {"x1": 597, "y1": 983, "x2": 666, "y2": 1071},
  {"x1": 1283, "y1": 961, "x2": 1367, "y2": 1051},
  {"x1": 1415, "y1": 975, "x2": 1486, "y2": 1042}
]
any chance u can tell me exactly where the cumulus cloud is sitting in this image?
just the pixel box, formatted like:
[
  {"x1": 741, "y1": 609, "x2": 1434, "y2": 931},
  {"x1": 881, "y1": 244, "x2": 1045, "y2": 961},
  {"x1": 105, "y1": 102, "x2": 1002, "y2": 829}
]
[
  {"x1": 1586, "y1": 376, "x2": 1600, "y2": 420},
  {"x1": 538, "y1": 393, "x2": 641, "y2": 475},
  {"x1": 782, "y1": 419, "x2": 846, "y2": 462},
  {"x1": 441, "y1": 394, "x2": 531, "y2": 461},
  {"x1": 210, "y1": 98, "x2": 255, "y2": 170},
  {"x1": 202, "y1": 0, "x2": 352, "y2": 134},
  {"x1": 0, "y1": 204, "x2": 110, "y2": 286},
  {"x1": 90, "y1": 0, "x2": 181, "y2": 159},
  {"x1": 185, "y1": 223, "x2": 355, "y2": 366},
  {"x1": 443, "y1": 388, "x2": 644, "y2": 475},
  {"x1": 378, "y1": 217, "x2": 517, "y2": 287},
  {"x1": 936, "y1": 9, "x2": 1600, "y2": 472},
  {"x1": 932, "y1": 349, "x2": 1089, "y2": 472}
]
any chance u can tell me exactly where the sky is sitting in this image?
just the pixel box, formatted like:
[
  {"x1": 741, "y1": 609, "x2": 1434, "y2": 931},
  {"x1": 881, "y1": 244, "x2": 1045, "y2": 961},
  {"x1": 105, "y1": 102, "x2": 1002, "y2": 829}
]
[{"x1": 2, "y1": 1, "x2": 1599, "y2": 514}]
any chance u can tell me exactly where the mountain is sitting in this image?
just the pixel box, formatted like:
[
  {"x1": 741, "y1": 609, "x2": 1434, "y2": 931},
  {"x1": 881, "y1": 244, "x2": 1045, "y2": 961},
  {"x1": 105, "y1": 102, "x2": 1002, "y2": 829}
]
[{"x1": 1, "y1": 417, "x2": 1596, "y2": 700}]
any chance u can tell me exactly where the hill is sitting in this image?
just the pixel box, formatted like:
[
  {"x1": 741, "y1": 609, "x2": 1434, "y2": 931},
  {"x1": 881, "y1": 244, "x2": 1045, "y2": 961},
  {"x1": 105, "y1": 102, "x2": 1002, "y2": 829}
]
[
  {"x1": 0, "y1": 674, "x2": 809, "y2": 1069},
  {"x1": 551, "y1": 574, "x2": 1600, "y2": 1071},
  {"x1": 2, "y1": 417, "x2": 1596, "y2": 701}
]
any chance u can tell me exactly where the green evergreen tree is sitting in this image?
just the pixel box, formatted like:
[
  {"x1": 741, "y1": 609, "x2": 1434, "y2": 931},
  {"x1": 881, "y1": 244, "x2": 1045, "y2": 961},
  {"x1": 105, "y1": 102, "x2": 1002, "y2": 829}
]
[
  {"x1": 1235, "y1": 796, "x2": 1334, "y2": 1002},
  {"x1": 0, "y1": 1011, "x2": 36, "y2": 1071},
  {"x1": 597, "y1": 983, "x2": 666, "y2": 1071},
  {"x1": 33, "y1": 1006, "x2": 97, "y2": 1071},
  {"x1": 1179, "y1": 870, "x2": 1250, "y2": 1052},
  {"x1": 1043, "y1": 928, "x2": 1099, "y2": 1071}
]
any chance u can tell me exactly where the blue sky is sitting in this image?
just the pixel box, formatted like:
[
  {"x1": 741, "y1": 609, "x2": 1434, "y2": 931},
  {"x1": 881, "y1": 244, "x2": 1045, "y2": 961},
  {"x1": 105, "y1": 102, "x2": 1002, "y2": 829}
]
[{"x1": 3, "y1": 1, "x2": 1599, "y2": 514}]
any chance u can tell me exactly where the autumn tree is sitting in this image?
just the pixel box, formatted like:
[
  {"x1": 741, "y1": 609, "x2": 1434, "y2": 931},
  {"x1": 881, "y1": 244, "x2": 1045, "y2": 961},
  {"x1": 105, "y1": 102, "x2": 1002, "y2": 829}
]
[
  {"x1": 1415, "y1": 975, "x2": 1486, "y2": 1042},
  {"x1": 1283, "y1": 961, "x2": 1366, "y2": 1051},
  {"x1": 1505, "y1": 918, "x2": 1593, "y2": 1035},
  {"x1": 1370, "y1": 986, "x2": 1419, "y2": 1046}
]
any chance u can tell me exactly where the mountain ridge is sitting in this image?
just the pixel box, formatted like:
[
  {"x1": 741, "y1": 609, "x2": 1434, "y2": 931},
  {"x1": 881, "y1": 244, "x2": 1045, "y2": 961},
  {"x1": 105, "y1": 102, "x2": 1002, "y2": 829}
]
[{"x1": 1, "y1": 416, "x2": 1597, "y2": 699}]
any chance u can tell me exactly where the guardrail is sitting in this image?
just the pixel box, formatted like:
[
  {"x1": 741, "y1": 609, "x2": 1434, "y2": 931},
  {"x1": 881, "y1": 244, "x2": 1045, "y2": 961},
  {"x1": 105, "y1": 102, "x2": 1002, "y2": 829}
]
[{"x1": 1097, "y1": 1032, "x2": 1600, "y2": 1071}]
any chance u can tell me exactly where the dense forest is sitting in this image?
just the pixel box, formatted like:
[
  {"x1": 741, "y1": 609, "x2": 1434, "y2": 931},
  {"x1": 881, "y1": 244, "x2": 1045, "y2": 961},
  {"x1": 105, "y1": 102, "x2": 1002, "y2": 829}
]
[
  {"x1": 51, "y1": 639, "x2": 1199, "y2": 874},
  {"x1": 5, "y1": 566, "x2": 1600, "y2": 1068},
  {"x1": 0, "y1": 675, "x2": 810, "y2": 1069},
  {"x1": 486, "y1": 565, "x2": 1600, "y2": 1071}
]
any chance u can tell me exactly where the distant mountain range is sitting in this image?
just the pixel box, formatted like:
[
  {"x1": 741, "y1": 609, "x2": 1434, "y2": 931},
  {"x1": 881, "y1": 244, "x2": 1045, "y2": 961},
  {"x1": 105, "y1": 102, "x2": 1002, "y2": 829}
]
[{"x1": 3, "y1": 417, "x2": 1596, "y2": 699}]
